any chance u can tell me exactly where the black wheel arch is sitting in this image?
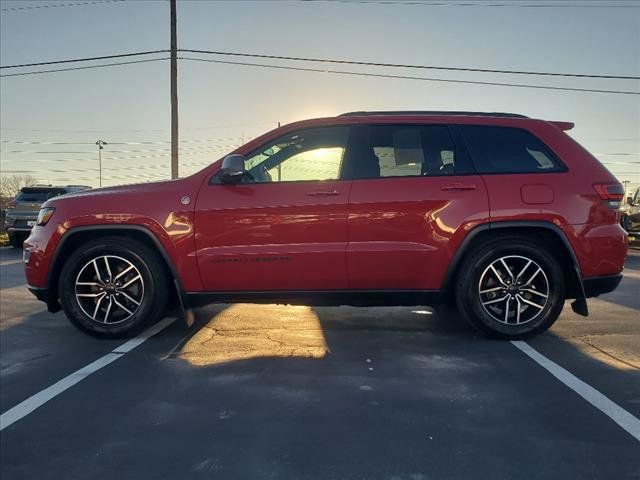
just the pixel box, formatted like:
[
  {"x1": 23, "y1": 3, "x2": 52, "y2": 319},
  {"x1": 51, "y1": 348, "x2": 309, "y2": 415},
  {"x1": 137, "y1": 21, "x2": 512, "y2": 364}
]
[
  {"x1": 443, "y1": 221, "x2": 587, "y2": 314},
  {"x1": 45, "y1": 225, "x2": 185, "y2": 313}
]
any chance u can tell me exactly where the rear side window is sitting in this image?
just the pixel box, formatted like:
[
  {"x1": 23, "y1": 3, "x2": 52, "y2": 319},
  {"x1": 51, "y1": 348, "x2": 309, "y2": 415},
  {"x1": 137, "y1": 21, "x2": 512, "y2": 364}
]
[
  {"x1": 353, "y1": 125, "x2": 457, "y2": 179},
  {"x1": 461, "y1": 126, "x2": 564, "y2": 174}
]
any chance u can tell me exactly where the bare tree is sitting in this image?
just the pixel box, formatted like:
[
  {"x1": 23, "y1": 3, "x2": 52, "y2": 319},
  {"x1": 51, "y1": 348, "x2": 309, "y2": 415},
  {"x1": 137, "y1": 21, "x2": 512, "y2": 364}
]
[{"x1": 0, "y1": 174, "x2": 39, "y2": 198}]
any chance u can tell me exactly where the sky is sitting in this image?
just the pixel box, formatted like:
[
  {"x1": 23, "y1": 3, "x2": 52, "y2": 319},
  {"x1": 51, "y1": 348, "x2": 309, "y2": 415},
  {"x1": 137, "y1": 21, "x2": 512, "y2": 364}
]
[{"x1": 0, "y1": 0, "x2": 639, "y2": 192}]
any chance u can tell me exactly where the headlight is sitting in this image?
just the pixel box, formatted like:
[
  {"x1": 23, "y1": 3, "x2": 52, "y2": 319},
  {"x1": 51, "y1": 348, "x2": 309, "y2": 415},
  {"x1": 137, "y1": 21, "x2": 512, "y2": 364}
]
[{"x1": 36, "y1": 207, "x2": 55, "y2": 226}]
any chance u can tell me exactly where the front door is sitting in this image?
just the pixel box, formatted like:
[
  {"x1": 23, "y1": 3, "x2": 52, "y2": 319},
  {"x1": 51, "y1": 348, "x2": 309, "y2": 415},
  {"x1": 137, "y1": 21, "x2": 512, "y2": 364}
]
[
  {"x1": 346, "y1": 123, "x2": 489, "y2": 290},
  {"x1": 194, "y1": 126, "x2": 352, "y2": 292}
]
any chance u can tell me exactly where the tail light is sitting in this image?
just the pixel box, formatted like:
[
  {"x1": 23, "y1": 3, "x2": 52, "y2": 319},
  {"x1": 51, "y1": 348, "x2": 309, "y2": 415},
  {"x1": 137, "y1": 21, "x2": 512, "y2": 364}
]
[
  {"x1": 6, "y1": 200, "x2": 16, "y2": 209},
  {"x1": 593, "y1": 182, "x2": 625, "y2": 209}
]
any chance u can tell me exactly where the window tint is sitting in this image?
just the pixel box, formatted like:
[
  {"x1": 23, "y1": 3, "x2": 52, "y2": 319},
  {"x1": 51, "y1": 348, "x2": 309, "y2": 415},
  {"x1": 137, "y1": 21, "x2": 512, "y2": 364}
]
[
  {"x1": 461, "y1": 126, "x2": 563, "y2": 174},
  {"x1": 15, "y1": 190, "x2": 65, "y2": 202},
  {"x1": 243, "y1": 126, "x2": 349, "y2": 183},
  {"x1": 354, "y1": 125, "x2": 456, "y2": 179}
]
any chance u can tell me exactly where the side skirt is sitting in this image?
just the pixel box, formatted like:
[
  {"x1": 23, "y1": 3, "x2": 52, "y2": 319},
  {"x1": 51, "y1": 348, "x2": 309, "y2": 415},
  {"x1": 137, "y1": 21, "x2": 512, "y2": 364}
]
[{"x1": 184, "y1": 290, "x2": 446, "y2": 308}]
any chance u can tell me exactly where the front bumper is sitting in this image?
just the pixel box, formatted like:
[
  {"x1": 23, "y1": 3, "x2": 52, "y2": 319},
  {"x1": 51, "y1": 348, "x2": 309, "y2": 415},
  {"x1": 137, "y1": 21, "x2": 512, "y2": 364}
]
[
  {"x1": 27, "y1": 286, "x2": 61, "y2": 313},
  {"x1": 582, "y1": 273, "x2": 623, "y2": 298}
]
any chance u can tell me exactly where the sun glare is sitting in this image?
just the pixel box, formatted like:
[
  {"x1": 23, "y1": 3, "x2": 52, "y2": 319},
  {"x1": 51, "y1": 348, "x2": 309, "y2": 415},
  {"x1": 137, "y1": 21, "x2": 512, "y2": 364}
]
[{"x1": 180, "y1": 304, "x2": 329, "y2": 366}]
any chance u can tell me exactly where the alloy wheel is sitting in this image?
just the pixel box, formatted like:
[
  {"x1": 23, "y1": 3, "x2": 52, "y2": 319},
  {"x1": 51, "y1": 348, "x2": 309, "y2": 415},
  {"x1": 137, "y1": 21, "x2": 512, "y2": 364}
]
[
  {"x1": 477, "y1": 255, "x2": 549, "y2": 325},
  {"x1": 74, "y1": 255, "x2": 144, "y2": 324}
]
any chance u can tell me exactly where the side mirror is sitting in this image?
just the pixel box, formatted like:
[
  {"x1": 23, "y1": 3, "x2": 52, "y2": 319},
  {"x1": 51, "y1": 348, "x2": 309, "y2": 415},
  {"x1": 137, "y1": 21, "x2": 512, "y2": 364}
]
[
  {"x1": 219, "y1": 154, "x2": 246, "y2": 184},
  {"x1": 627, "y1": 196, "x2": 634, "y2": 206}
]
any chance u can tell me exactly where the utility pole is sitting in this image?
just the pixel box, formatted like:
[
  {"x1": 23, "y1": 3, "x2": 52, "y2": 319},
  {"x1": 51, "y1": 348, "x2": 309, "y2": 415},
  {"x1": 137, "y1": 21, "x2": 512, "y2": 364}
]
[
  {"x1": 96, "y1": 140, "x2": 107, "y2": 187},
  {"x1": 170, "y1": 0, "x2": 179, "y2": 179}
]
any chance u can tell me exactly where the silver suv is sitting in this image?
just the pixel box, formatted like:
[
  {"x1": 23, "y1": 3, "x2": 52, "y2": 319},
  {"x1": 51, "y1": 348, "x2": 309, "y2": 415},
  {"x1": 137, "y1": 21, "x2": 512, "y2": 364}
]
[{"x1": 5, "y1": 185, "x2": 91, "y2": 248}]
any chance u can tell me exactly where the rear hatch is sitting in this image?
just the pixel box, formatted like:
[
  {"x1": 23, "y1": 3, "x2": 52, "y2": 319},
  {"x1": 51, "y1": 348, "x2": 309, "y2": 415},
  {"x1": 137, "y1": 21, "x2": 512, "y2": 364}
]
[{"x1": 10, "y1": 188, "x2": 66, "y2": 226}]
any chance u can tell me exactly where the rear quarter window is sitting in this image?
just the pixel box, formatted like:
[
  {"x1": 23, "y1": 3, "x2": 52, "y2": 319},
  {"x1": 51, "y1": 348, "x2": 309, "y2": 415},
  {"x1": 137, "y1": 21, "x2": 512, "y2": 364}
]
[{"x1": 460, "y1": 125, "x2": 565, "y2": 174}]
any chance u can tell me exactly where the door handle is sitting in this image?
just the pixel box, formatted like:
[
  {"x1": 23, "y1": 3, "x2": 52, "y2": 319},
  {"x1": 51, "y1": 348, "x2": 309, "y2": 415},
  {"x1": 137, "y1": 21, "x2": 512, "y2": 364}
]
[
  {"x1": 306, "y1": 190, "x2": 340, "y2": 196},
  {"x1": 440, "y1": 183, "x2": 477, "y2": 191}
]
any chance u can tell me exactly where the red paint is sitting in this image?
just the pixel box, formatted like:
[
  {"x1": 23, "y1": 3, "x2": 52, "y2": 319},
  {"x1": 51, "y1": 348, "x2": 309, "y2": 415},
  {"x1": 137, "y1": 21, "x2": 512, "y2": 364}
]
[
  {"x1": 24, "y1": 113, "x2": 627, "y2": 301},
  {"x1": 521, "y1": 185, "x2": 554, "y2": 205}
]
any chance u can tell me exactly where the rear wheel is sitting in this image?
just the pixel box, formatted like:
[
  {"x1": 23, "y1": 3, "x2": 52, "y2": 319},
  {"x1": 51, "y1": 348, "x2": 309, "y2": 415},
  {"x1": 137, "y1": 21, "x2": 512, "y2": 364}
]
[
  {"x1": 454, "y1": 237, "x2": 565, "y2": 339},
  {"x1": 59, "y1": 236, "x2": 169, "y2": 338}
]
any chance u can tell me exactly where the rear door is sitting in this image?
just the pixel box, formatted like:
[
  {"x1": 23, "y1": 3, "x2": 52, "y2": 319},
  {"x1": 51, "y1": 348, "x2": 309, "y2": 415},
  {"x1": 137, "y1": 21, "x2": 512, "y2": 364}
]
[
  {"x1": 345, "y1": 124, "x2": 489, "y2": 290},
  {"x1": 194, "y1": 126, "x2": 353, "y2": 292}
]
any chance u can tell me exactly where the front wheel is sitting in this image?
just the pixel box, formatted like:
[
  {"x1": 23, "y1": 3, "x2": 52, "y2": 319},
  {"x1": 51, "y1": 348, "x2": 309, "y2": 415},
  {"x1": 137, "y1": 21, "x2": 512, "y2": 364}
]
[
  {"x1": 454, "y1": 237, "x2": 565, "y2": 339},
  {"x1": 59, "y1": 236, "x2": 170, "y2": 338}
]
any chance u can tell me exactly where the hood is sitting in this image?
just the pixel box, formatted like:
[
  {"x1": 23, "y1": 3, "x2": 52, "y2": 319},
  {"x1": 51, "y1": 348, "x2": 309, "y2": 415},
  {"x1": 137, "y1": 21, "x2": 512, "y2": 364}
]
[{"x1": 42, "y1": 179, "x2": 183, "y2": 207}]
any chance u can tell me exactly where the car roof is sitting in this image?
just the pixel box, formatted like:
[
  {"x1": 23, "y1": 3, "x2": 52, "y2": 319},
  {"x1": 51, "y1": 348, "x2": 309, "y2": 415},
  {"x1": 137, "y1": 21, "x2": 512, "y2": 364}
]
[
  {"x1": 233, "y1": 111, "x2": 574, "y2": 158},
  {"x1": 338, "y1": 111, "x2": 528, "y2": 118}
]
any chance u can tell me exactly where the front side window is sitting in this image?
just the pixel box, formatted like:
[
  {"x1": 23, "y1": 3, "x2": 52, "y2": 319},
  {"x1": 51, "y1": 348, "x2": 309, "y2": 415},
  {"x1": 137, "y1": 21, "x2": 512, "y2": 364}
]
[
  {"x1": 242, "y1": 126, "x2": 349, "y2": 183},
  {"x1": 352, "y1": 125, "x2": 457, "y2": 179},
  {"x1": 460, "y1": 126, "x2": 564, "y2": 174}
]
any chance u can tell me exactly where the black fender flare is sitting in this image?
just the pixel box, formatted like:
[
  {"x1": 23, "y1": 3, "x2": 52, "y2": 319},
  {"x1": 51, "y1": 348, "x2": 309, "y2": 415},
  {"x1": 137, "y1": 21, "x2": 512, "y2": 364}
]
[
  {"x1": 443, "y1": 220, "x2": 588, "y2": 316},
  {"x1": 46, "y1": 225, "x2": 190, "y2": 318}
]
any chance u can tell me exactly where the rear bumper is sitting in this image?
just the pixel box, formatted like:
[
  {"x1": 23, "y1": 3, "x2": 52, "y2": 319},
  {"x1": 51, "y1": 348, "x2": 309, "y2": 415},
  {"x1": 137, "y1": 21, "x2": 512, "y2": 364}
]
[{"x1": 582, "y1": 273, "x2": 623, "y2": 298}]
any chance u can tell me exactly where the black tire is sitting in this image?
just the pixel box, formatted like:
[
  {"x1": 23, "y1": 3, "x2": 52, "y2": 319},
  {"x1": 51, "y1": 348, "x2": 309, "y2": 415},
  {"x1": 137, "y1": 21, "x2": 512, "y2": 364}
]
[
  {"x1": 454, "y1": 236, "x2": 565, "y2": 339},
  {"x1": 59, "y1": 236, "x2": 170, "y2": 338},
  {"x1": 8, "y1": 232, "x2": 23, "y2": 249}
]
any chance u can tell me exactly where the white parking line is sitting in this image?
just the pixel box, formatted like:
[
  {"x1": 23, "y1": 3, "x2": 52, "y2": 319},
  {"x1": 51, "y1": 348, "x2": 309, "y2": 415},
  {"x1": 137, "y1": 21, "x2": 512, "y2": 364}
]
[
  {"x1": 0, "y1": 260, "x2": 22, "y2": 266},
  {"x1": 512, "y1": 340, "x2": 640, "y2": 442},
  {"x1": 0, "y1": 317, "x2": 177, "y2": 431}
]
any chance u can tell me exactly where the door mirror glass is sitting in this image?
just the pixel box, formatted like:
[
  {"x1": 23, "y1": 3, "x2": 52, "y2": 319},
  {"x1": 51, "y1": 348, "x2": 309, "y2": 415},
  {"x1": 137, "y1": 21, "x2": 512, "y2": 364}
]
[{"x1": 219, "y1": 154, "x2": 246, "y2": 184}]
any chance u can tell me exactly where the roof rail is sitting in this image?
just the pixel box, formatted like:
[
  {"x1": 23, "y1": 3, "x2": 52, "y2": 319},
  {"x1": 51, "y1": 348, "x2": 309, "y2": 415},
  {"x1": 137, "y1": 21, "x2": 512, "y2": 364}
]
[{"x1": 339, "y1": 111, "x2": 529, "y2": 118}]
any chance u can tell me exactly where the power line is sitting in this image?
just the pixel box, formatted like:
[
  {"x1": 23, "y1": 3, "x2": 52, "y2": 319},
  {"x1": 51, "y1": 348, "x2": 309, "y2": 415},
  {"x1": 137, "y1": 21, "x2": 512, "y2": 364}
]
[
  {"x1": 162, "y1": 48, "x2": 640, "y2": 80},
  {"x1": 1, "y1": 160, "x2": 211, "y2": 175},
  {"x1": 0, "y1": 121, "x2": 273, "y2": 133},
  {"x1": 3, "y1": 48, "x2": 637, "y2": 80},
  {"x1": 0, "y1": 150, "x2": 236, "y2": 164},
  {"x1": 0, "y1": 57, "x2": 169, "y2": 78},
  {"x1": 180, "y1": 56, "x2": 640, "y2": 96},
  {"x1": 297, "y1": 0, "x2": 640, "y2": 7},
  {"x1": 1, "y1": 0, "x2": 126, "y2": 13},
  {"x1": 1, "y1": 144, "x2": 240, "y2": 155},
  {"x1": 1, "y1": 137, "x2": 244, "y2": 145},
  {"x1": 0, "y1": 50, "x2": 170, "y2": 70}
]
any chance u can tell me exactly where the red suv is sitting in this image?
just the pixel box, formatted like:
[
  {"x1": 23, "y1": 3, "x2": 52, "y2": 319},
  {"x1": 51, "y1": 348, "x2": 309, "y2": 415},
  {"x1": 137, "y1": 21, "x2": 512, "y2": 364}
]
[{"x1": 23, "y1": 111, "x2": 627, "y2": 339}]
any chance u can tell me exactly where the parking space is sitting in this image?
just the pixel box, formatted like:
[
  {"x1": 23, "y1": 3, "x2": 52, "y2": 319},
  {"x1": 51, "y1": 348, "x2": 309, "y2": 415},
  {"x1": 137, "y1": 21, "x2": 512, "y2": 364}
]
[{"x1": 1, "y1": 246, "x2": 639, "y2": 479}]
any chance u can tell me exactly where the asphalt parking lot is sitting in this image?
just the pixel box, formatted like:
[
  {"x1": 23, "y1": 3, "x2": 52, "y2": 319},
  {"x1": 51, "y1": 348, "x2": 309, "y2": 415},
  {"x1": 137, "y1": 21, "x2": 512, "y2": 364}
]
[{"x1": 1, "y1": 246, "x2": 639, "y2": 479}]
